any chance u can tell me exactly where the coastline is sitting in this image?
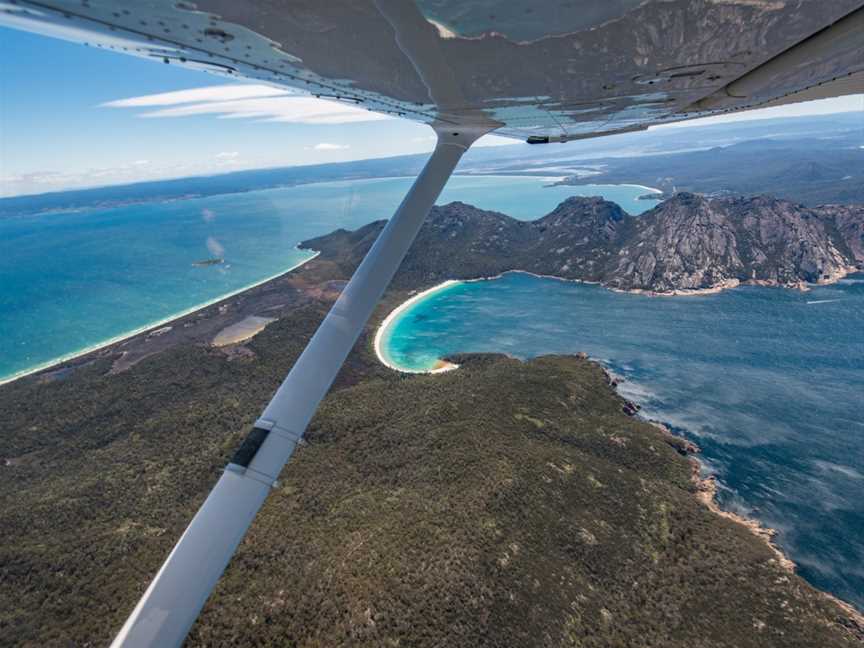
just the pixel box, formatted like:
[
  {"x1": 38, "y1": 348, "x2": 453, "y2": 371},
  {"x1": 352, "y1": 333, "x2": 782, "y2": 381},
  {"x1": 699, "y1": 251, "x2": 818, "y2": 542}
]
[
  {"x1": 691, "y1": 463, "x2": 795, "y2": 572},
  {"x1": 611, "y1": 278, "x2": 745, "y2": 297},
  {"x1": 0, "y1": 250, "x2": 320, "y2": 387},
  {"x1": 615, "y1": 265, "x2": 860, "y2": 297},
  {"x1": 631, "y1": 417, "x2": 801, "y2": 576},
  {"x1": 653, "y1": 417, "x2": 861, "y2": 626},
  {"x1": 0, "y1": 173, "x2": 597, "y2": 218},
  {"x1": 687, "y1": 438, "x2": 864, "y2": 626}
]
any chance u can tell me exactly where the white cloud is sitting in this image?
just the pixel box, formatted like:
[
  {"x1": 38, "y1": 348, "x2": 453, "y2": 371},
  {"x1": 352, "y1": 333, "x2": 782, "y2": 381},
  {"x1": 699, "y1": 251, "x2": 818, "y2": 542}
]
[
  {"x1": 0, "y1": 160, "x2": 233, "y2": 197},
  {"x1": 407, "y1": 133, "x2": 519, "y2": 150},
  {"x1": 101, "y1": 84, "x2": 290, "y2": 107},
  {"x1": 313, "y1": 142, "x2": 350, "y2": 151},
  {"x1": 475, "y1": 134, "x2": 519, "y2": 147},
  {"x1": 654, "y1": 94, "x2": 863, "y2": 129},
  {"x1": 214, "y1": 152, "x2": 241, "y2": 167},
  {"x1": 409, "y1": 133, "x2": 517, "y2": 147},
  {"x1": 103, "y1": 84, "x2": 392, "y2": 125},
  {"x1": 1, "y1": 171, "x2": 68, "y2": 188}
]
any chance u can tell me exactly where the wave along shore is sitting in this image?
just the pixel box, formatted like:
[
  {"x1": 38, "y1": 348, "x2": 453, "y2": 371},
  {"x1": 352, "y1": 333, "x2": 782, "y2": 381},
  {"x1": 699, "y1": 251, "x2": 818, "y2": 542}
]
[
  {"x1": 627, "y1": 184, "x2": 663, "y2": 194},
  {"x1": 0, "y1": 251, "x2": 319, "y2": 387}
]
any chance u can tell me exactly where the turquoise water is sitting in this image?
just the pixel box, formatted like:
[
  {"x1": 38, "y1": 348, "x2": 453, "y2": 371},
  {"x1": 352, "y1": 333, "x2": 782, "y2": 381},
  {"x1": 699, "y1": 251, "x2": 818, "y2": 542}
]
[
  {"x1": 0, "y1": 177, "x2": 650, "y2": 382},
  {"x1": 382, "y1": 271, "x2": 864, "y2": 609}
]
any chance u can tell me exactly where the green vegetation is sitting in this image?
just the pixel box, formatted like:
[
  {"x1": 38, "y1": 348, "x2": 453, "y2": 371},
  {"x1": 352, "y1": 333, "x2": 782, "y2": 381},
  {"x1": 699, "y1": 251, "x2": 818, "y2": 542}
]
[
  {"x1": 0, "y1": 290, "x2": 387, "y2": 645},
  {"x1": 1, "y1": 202, "x2": 862, "y2": 646}
]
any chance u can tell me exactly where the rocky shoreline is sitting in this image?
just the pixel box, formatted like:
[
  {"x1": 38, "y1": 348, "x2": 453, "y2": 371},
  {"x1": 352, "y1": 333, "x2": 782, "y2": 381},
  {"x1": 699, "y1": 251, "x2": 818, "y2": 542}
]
[
  {"x1": 612, "y1": 263, "x2": 861, "y2": 297},
  {"x1": 606, "y1": 368, "x2": 864, "y2": 634},
  {"x1": 603, "y1": 366, "x2": 797, "y2": 571}
]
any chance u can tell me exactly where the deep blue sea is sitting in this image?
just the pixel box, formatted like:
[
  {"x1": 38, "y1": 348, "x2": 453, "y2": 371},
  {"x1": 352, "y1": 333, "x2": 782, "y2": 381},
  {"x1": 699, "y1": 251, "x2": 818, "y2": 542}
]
[
  {"x1": 0, "y1": 177, "x2": 651, "y2": 382},
  {"x1": 381, "y1": 271, "x2": 864, "y2": 609}
]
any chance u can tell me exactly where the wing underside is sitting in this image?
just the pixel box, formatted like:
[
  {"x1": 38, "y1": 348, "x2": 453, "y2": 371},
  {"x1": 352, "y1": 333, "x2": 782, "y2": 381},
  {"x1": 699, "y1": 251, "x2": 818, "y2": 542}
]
[{"x1": 2, "y1": 1, "x2": 862, "y2": 140}]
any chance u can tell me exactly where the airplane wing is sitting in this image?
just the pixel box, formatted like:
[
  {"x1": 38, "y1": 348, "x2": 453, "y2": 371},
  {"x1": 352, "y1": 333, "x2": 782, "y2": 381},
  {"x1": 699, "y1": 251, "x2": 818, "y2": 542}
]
[
  {"x1": 2, "y1": 0, "x2": 862, "y2": 142},
  {"x1": 3, "y1": 2, "x2": 863, "y2": 647}
]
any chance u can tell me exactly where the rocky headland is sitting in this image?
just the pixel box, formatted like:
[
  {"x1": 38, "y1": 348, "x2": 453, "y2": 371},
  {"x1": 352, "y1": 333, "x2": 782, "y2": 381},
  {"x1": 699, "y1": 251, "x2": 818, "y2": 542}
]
[{"x1": 2, "y1": 192, "x2": 863, "y2": 646}]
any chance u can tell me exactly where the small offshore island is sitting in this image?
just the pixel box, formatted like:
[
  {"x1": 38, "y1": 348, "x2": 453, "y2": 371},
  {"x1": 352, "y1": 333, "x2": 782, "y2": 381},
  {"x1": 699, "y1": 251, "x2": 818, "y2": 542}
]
[
  {"x1": 191, "y1": 257, "x2": 225, "y2": 267},
  {"x1": 1, "y1": 194, "x2": 863, "y2": 646}
]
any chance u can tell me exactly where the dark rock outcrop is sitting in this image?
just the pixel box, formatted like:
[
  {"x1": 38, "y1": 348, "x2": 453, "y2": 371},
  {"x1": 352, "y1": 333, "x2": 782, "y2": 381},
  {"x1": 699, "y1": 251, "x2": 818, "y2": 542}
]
[{"x1": 606, "y1": 194, "x2": 859, "y2": 292}]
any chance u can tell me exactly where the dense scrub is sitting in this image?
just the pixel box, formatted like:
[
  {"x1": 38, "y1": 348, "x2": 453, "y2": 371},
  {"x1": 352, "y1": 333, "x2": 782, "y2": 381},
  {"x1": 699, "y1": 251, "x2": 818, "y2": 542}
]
[
  {"x1": 2, "y1": 342, "x2": 860, "y2": 645},
  {"x1": 0, "y1": 301, "x2": 382, "y2": 646}
]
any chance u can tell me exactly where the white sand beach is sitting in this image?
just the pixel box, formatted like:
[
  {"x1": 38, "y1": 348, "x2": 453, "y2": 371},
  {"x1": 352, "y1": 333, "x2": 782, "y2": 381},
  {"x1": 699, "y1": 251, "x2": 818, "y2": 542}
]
[{"x1": 373, "y1": 280, "x2": 463, "y2": 374}]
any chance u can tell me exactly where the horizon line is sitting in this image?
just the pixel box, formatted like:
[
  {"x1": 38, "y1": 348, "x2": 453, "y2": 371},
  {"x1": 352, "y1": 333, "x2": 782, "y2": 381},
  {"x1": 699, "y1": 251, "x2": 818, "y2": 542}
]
[{"x1": 2, "y1": 109, "x2": 861, "y2": 201}]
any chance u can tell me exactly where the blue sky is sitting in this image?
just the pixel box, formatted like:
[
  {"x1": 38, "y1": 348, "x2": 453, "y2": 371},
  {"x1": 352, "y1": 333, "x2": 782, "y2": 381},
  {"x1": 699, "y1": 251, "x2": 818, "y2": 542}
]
[
  {"x1": 1, "y1": 25, "x2": 861, "y2": 197},
  {"x1": 0, "y1": 26, "x2": 484, "y2": 196}
]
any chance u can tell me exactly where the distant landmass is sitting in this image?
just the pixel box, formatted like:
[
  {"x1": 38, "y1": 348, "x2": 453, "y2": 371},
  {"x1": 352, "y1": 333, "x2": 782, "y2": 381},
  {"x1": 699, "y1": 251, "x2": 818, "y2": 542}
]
[
  {"x1": 303, "y1": 194, "x2": 864, "y2": 295},
  {"x1": 2, "y1": 112, "x2": 861, "y2": 217},
  {"x1": 556, "y1": 135, "x2": 864, "y2": 207}
]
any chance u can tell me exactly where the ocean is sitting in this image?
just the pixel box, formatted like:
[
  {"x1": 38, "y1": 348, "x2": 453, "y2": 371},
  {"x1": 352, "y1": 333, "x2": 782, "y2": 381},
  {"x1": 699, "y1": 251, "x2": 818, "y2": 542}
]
[
  {"x1": 0, "y1": 176, "x2": 652, "y2": 383},
  {"x1": 380, "y1": 271, "x2": 864, "y2": 610}
]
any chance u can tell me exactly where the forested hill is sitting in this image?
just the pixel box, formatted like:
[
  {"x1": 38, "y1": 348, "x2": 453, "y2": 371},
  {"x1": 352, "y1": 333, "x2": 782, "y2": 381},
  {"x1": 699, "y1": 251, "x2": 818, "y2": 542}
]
[{"x1": 304, "y1": 194, "x2": 864, "y2": 294}]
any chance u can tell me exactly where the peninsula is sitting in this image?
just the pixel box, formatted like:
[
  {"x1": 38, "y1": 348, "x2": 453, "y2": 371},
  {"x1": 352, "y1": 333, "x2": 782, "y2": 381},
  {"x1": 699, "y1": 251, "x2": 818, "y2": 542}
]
[{"x1": 1, "y1": 194, "x2": 862, "y2": 646}]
